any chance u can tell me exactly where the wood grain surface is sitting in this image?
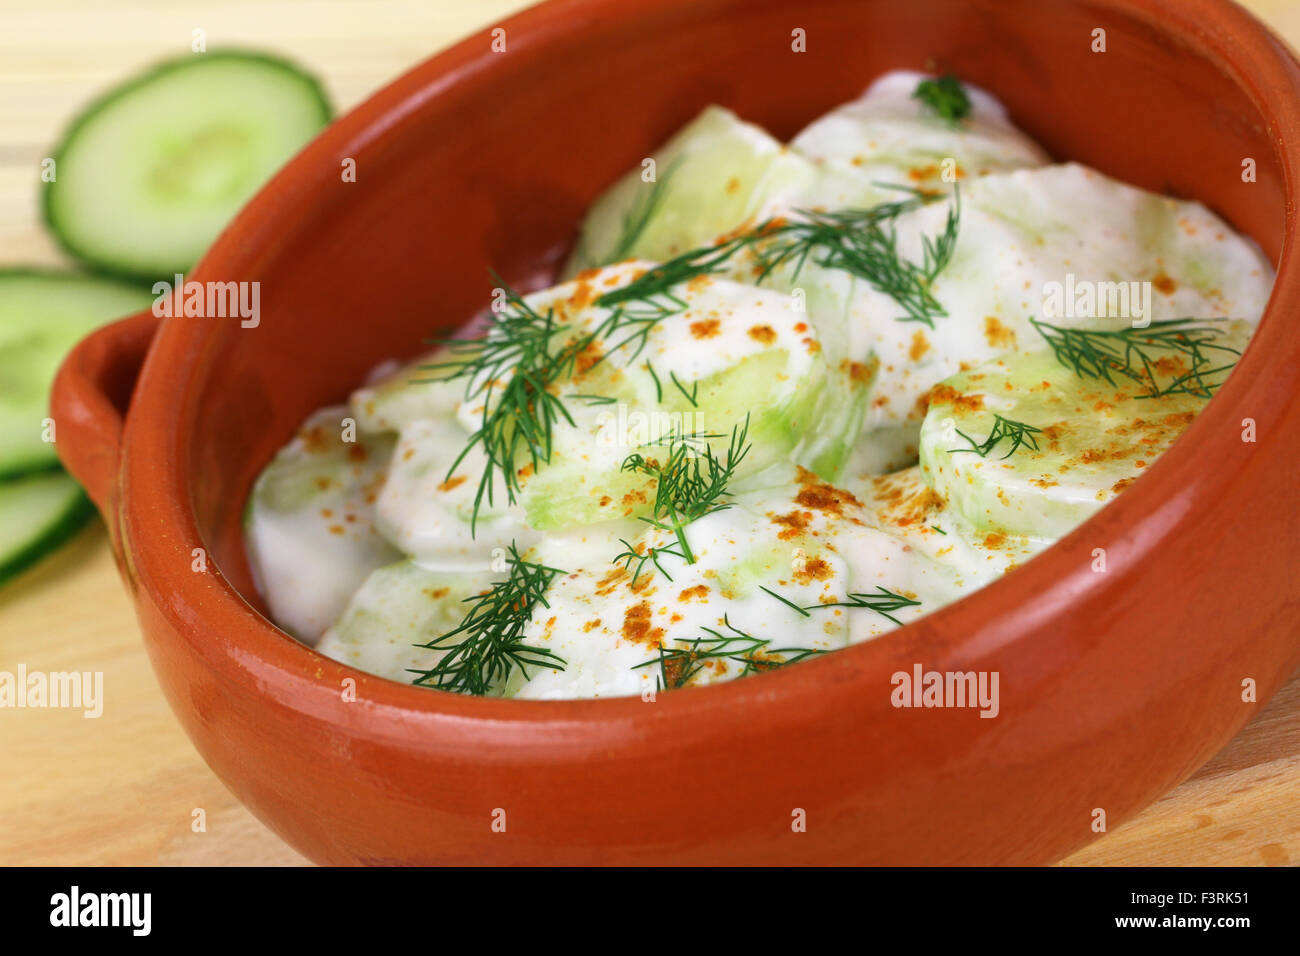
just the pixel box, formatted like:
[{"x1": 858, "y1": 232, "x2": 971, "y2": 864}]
[{"x1": 1, "y1": 0, "x2": 1297, "y2": 867}]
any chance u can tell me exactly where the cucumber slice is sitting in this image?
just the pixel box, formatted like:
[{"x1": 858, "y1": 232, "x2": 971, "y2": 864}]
[
  {"x1": 349, "y1": 351, "x2": 470, "y2": 435},
  {"x1": 855, "y1": 464, "x2": 1048, "y2": 586},
  {"x1": 44, "y1": 51, "x2": 332, "y2": 280},
  {"x1": 565, "y1": 106, "x2": 816, "y2": 274},
  {"x1": 494, "y1": 262, "x2": 833, "y2": 530},
  {"x1": 347, "y1": 346, "x2": 544, "y2": 566},
  {"x1": 245, "y1": 405, "x2": 400, "y2": 642},
  {"x1": 315, "y1": 559, "x2": 499, "y2": 686},
  {"x1": 372, "y1": 414, "x2": 538, "y2": 566},
  {"x1": 564, "y1": 71, "x2": 1050, "y2": 278},
  {"x1": 0, "y1": 270, "x2": 155, "y2": 478},
  {"x1": 0, "y1": 470, "x2": 95, "y2": 586},
  {"x1": 790, "y1": 70, "x2": 1049, "y2": 200},
  {"x1": 917, "y1": 321, "x2": 1253, "y2": 539},
  {"x1": 318, "y1": 527, "x2": 654, "y2": 692}
]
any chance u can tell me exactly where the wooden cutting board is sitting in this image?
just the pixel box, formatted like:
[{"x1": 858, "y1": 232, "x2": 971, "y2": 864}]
[{"x1": 1, "y1": 0, "x2": 1297, "y2": 866}]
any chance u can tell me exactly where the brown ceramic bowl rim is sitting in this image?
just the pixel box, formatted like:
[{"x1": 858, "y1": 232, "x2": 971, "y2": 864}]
[{"x1": 121, "y1": 0, "x2": 1300, "y2": 739}]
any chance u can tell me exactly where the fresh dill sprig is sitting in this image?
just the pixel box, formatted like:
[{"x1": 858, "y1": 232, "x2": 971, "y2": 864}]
[
  {"x1": 914, "y1": 74, "x2": 973, "y2": 124},
  {"x1": 642, "y1": 427, "x2": 726, "y2": 447},
  {"x1": 409, "y1": 542, "x2": 565, "y2": 695},
  {"x1": 633, "y1": 615, "x2": 827, "y2": 690},
  {"x1": 749, "y1": 194, "x2": 936, "y2": 283},
  {"x1": 752, "y1": 188, "x2": 960, "y2": 327},
  {"x1": 818, "y1": 588, "x2": 924, "y2": 625},
  {"x1": 620, "y1": 416, "x2": 751, "y2": 565},
  {"x1": 762, "y1": 585, "x2": 922, "y2": 626},
  {"x1": 758, "y1": 585, "x2": 811, "y2": 617},
  {"x1": 596, "y1": 235, "x2": 751, "y2": 315},
  {"x1": 641, "y1": 359, "x2": 711, "y2": 408},
  {"x1": 423, "y1": 280, "x2": 596, "y2": 530},
  {"x1": 644, "y1": 359, "x2": 663, "y2": 402},
  {"x1": 600, "y1": 187, "x2": 960, "y2": 329},
  {"x1": 613, "y1": 538, "x2": 689, "y2": 585},
  {"x1": 738, "y1": 646, "x2": 827, "y2": 676},
  {"x1": 948, "y1": 413, "x2": 1043, "y2": 460},
  {"x1": 1030, "y1": 318, "x2": 1242, "y2": 399},
  {"x1": 669, "y1": 370, "x2": 699, "y2": 407},
  {"x1": 595, "y1": 292, "x2": 686, "y2": 363}
]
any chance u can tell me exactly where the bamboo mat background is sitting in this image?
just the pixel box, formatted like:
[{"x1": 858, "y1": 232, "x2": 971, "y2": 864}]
[{"x1": 1, "y1": 0, "x2": 1297, "y2": 866}]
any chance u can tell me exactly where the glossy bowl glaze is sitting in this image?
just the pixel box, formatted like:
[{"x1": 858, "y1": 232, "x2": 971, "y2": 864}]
[{"x1": 53, "y1": 0, "x2": 1300, "y2": 864}]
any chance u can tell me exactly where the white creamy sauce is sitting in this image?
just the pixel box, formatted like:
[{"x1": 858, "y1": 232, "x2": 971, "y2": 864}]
[
  {"x1": 245, "y1": 406, "x2": 400, "y2": 643},
  {"x1": 789, "y1": 69, "x2": 1051, "y2": 211},
  {"x1": 244, "y1": 71, "x2": 1274, "y2": 698},
  {"x1": 372, "y1": 416, "x2": 536, "y2": 568}
]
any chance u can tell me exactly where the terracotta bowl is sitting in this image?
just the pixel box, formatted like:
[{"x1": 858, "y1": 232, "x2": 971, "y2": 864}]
[{"x1": 52, "y1": 0, "x2": 1300, "y2": 864}]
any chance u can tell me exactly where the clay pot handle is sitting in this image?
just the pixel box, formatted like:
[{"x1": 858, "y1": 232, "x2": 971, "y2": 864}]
[{"x1": 50, "y1": 309, "x2": 161, "y2": 517}]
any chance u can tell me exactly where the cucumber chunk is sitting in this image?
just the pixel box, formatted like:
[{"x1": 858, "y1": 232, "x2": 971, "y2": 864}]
[
  {"x1": 44, "y1": 51, "x2": 332, "y2": 280},
  {"x1": 349, "y1": 352, "x2": 470, "y2": 435},
  {"x1": 0, "y1": 470, "x2": 95, "y2": 586},
  {"x1": 917, "y1": 321, "x2": 1253, "y2": 539},
  {"x1": 315, "y1": 559, "x2": 499, "y2": 685},
  {"x1": 854, "y1": 464, "x2": 1048, "y2": 586},
  {"x1": 498, "y1": 262, "x2": 833, "y2": 530},
  {"x1": 0, "y1": 270, "x2": 155, "y2": 478},
  {"x1": 371, "y1": 414, "x2": 538, "y2": 566},
  {"x1": 245, "y1": 406, "x2": 400, "y2": 642},
  {"x1": 790, "y1": 70, "x2": 1049, "y2": 205},
  {"x1": 344, "y1": 342, "x2": 544, "y2": 565},
  {"x1": 317, "y1": 527, "x2": 652, "y2": 692},
  {"x1": 565, "y1": 106, "x2": 816, "y2": 274},
  {"x1": 565, "y1": 71, "x2": 1050, "y2": 277}
]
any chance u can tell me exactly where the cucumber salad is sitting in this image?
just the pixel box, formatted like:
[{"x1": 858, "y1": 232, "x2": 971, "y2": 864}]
[{"x1": 245, "y1": 71, "x2": 1273, "y2": 699}]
